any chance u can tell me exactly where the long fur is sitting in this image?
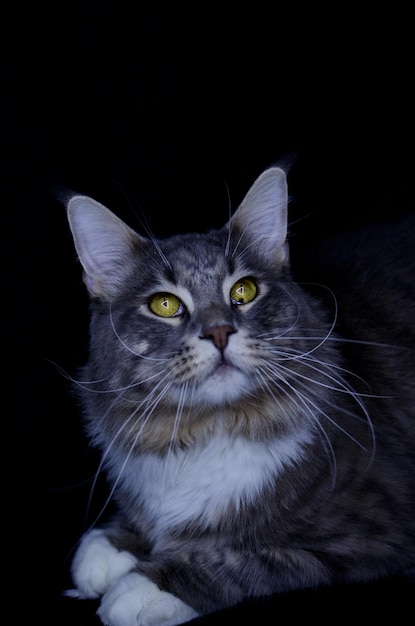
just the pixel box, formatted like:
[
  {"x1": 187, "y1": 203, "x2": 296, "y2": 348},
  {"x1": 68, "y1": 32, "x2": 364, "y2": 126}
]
[{"x1": 64, "y1": 167, "x2": 415, "y2": 626}]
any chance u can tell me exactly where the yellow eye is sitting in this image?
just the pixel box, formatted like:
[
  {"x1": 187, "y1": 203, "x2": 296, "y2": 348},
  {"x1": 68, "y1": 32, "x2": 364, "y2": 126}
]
[
  {"x1": 149, "y1": 293, "x2": 183, "y2": 318},
  {"x1": 230, "y1": 277, "x2": 257, "y2": 305}
]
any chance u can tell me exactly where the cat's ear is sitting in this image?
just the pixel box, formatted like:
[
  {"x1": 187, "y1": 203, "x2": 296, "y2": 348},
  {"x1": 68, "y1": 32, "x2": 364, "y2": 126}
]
[
  {"x1": 66, "y1": 195, "x2": 142, "y2": 299},
  {"x1": 230, "y1": 167, "x2": 289, "y2": 264}
]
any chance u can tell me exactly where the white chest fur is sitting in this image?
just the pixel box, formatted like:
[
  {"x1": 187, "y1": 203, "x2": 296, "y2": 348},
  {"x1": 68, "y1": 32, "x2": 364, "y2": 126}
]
[{"x1": 108, "y1": 428, "x2": 312, "y2": 540}]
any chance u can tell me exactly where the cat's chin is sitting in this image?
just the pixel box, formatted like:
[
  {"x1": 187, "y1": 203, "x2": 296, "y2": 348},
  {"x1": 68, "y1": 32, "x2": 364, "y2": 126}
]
[{"x1": 196, "y1": 364, "x2": 252, "y2": 405}]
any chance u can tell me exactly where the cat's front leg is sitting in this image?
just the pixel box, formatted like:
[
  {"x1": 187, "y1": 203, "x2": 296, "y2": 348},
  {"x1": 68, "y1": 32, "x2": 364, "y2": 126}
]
[
  {"x1": 97, "y1": 571, "x2": 198, "y2": 626},
  {"x1": 67, "y1": 528, "x2": 138, "y2": 598},
  {"x1": 66, "y1": 527, "x2": 198, "y2": 625}
]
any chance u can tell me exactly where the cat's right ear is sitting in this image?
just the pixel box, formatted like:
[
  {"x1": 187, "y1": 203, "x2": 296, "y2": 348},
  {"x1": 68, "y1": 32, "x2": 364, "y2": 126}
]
[
  {"x1": 229, "y1": 167, "x2": 289, "y2": 265},
  {"x1": 66, "y1": 195, "x2": 141, "y2": 299}
]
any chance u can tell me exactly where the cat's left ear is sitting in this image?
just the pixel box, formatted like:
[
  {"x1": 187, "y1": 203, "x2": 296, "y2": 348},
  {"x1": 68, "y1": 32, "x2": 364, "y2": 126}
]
[{"x1": 229, "y1": 167, "x2": 289, "y2": 265}]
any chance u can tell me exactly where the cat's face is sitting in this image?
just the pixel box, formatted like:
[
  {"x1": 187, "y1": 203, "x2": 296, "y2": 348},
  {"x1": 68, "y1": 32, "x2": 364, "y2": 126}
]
[
  {"x1": 98, "y1": 229, "x2": 293, "y2": 408},
  {"x1": 67, "y1": 168, "x2": 335, "y2": 450}
]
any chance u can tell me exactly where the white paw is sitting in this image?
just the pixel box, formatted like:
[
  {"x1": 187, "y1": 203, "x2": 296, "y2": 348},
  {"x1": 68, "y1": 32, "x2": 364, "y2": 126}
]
[
  {"x1": 68, "y1": 528, "x2": 138, "y2": 599},
  {"x1": 97, "y1": 571, "x2": 198, "y2": 626}
]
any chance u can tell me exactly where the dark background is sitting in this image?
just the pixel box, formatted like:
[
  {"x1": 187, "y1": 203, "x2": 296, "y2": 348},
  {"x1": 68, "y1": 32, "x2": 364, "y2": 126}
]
[{"x1": 3, "y1": 2, "x2": 414, "y2": 624}]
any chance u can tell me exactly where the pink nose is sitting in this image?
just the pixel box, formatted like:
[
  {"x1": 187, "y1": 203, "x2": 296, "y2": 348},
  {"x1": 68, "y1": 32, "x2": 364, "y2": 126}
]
[{"x1": 202, "y1": 325, "x2": 236, "y2": 350}]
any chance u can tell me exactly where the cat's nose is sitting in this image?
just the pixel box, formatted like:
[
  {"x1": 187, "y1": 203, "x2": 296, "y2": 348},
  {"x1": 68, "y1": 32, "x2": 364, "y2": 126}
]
[{"x1": 202, "y1": 325, "x2": 236, "y2": 350}]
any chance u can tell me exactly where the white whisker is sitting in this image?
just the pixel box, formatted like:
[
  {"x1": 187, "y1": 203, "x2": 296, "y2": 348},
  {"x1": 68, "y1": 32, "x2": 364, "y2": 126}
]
[
  {"x1": 109, "y1": 303, "x2": 174, "y2": 361},
  {"x1": 84, "y1": 372, "x2": 173, "y2": 528},
  {"x1": 258, "y1": 357, "x2": 376, "y2": 465},
  {"x1": 162, "y1": 381, "x2": 189, "y2": 489},
  {"x1": 254, "y1": 364, "x2": 338, "y2": 485}
]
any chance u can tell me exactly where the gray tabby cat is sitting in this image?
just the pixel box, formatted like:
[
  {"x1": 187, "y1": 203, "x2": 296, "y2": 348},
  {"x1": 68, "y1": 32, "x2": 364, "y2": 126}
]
[{"x1": 65, "y1": 167, "x2": 415, "y2": 626}]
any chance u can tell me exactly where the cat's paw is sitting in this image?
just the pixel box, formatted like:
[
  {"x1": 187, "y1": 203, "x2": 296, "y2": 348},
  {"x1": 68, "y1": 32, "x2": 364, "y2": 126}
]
[
  {"x1": 68, "y1": 528, "x2": 138, "y2": 599},
  {"x1": 97, "y1": 571, "x2": 198, "y2": 626}
]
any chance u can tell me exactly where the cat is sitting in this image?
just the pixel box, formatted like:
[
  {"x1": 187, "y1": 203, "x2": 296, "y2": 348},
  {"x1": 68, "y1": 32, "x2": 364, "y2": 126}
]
[{"x1": 64, "y1": 166, "x2": 415, "y2": 626}]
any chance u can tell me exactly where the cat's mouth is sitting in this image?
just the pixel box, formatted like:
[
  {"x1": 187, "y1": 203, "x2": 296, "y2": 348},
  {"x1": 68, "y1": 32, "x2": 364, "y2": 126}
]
[
  {"x1": 212, "y1": 345, "x2": 250, "y2": 375},
  {"x1": 215, "y1": 361, "x2": 234, "y2": 374},
  {"x1": 213, "y1": 353, "x2": 237, "y2": 373},
  {"x1": 196, "y1": 356, "x2": 251, "y2": 403}
]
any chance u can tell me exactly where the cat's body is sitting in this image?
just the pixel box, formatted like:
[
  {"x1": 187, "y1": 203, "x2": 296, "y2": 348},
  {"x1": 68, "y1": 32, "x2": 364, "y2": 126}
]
[{"x1": 65, "y1": 167, "x2": 415, "y2": 626}]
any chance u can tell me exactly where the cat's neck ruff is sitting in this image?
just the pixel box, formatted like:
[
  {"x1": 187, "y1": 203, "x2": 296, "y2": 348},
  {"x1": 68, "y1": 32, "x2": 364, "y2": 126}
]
[{"x1": 107, "y1": 425, "x2": 314, "y2": 542}]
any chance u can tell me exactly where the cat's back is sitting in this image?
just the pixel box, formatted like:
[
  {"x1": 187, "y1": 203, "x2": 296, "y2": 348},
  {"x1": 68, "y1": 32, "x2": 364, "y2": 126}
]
[{"x1": 293, "y1": 212, "x2": 415, "y2": 348}]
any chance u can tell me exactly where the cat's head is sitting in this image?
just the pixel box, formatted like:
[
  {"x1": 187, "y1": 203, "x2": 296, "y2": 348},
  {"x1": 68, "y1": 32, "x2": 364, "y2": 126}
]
[{"x1": 66, "y1": 168, "x2": 329, "y2": 450}]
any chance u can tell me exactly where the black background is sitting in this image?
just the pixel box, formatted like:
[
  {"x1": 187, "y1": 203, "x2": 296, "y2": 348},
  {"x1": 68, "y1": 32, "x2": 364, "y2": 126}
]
[{"x1": 4, "y1": 2, "x2": 414, "y2": 624}]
